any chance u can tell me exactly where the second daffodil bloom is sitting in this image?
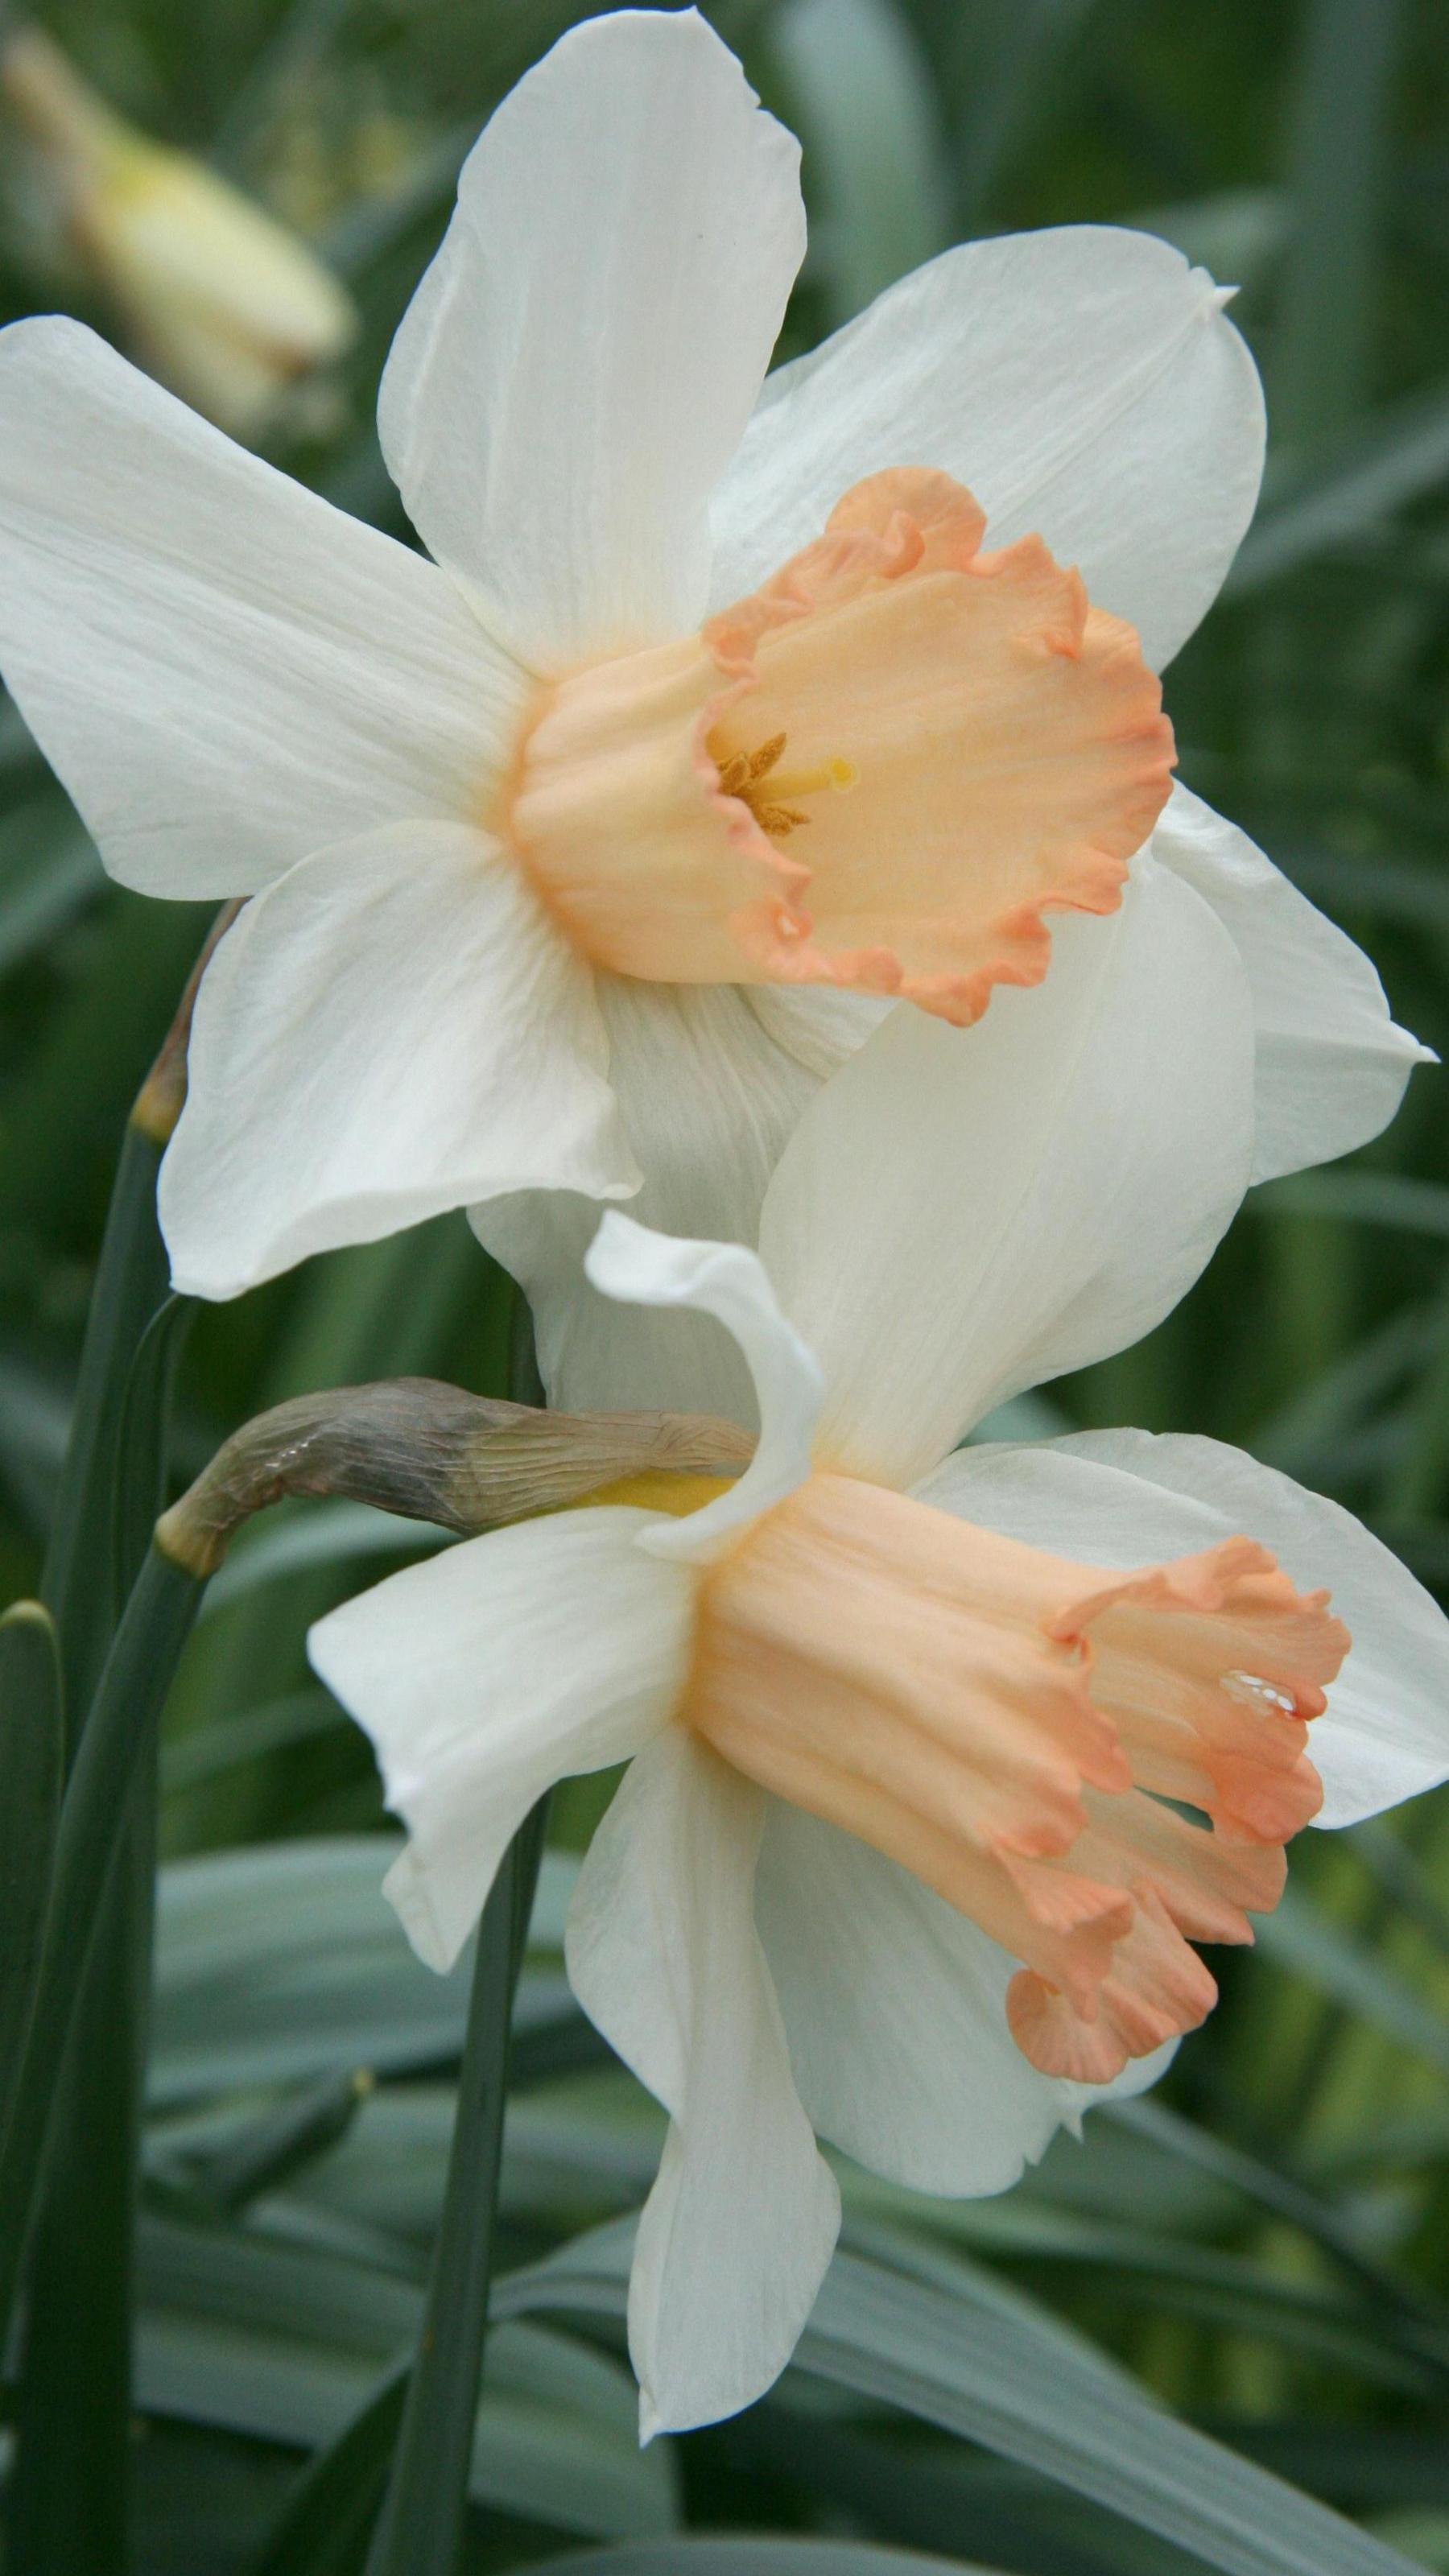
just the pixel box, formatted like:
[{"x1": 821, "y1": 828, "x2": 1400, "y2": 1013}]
[
  {"x1": 310, "y1": 915, "x2": 1449, "y2": 2438},
  {"x1": 0, "y1": 9, "x2": 1425, "y2": 1302}
]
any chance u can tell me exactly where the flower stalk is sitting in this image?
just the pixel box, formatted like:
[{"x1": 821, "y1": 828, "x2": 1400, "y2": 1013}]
[
  {"x1": 362, "y1": 1827, "x2": 524, "y2": 2576},
  {"x1": 11, "y1": 901, "x2": 237, "y2": 2564}
]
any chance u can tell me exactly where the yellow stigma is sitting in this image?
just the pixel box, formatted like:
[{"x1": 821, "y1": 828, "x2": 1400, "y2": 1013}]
[{"x1": 716, "y1": 733, "x2": 857, "y2": 840}]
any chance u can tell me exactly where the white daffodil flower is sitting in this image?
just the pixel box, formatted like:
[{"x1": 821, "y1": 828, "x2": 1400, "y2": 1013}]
[
  {"x1": 0, "y1": 10, "x2": 1423, "y2": 1304},
  {"x1": 309, "y1": 907, "x2": 1449, "y2": 2438}
]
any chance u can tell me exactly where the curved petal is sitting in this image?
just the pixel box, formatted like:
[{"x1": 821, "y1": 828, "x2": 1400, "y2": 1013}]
[
  {"x1": 756, "y1": 1800, "x2": 1174, "y2": 2196},
  {"x1": 584, "y1": 1215, "x2": 820, "y2": 1563},
  {"x1": 473, "y1": 977, "x2": 879, "y2": 1423},
  {"x1": 711, "y1": 225, "x2": 1264, "y2": 671},
  {"x1": 1152, "y1": 784, "x2": 1431, "y2": 1183},
  {"x1": 308, "y1": 1506, "x2": 696, "y2": 1972},
  {"x1": 0, "y1": 317, "x2": 519, "y2": 896},
  {"x1": 565, "y1": 1728, "x2": 840, "y2": 2436},
  {"x1": 161, "y1": 822, "x2": 638, "y2": 1299},
  {"x1": 916, "y1": 1432, "x2": 1449, "y2": 1827},
  {"x1": 759, "y1": 858, "x2": 1255, "y2": 1490},
  {"x1": 378, "y1": 9, "x2": 804, "y2": 671}
]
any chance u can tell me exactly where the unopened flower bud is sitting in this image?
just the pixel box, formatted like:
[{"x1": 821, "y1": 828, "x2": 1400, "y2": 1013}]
[
  {"x1": 155, "y1": 1379, "x2": 755, "y2": 1579},
  {"x1": 1, "y1": 25, "x2": 357, "y2": 437}
]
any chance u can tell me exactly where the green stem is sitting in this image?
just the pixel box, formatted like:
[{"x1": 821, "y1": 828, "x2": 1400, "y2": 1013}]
[
  {"x1": 9, "y1": 1720, "x2": 158, "y2": 2575},
  {"x1": 38, "y1": 898, "x2": 233, "y2": 1733},
  {"x1": 40, "y1": 1118, "x2": 168, "y2": 1742},
  {"x1": 0, "y1": 1605, "x2": 63, "y2": 2147},
  {"x1": 0, "y1": 1546, "x2": 200, "y2": 2348},
  {"x1": 362, "y1": 1831, "x2": 525, "y2": 2576},
  {"x1": 252, "y1": 2360, "x2": 411, "y2": 2576},
  {"x1": 364, "y1": 1289, "x2": 549, "y2": 2575}
]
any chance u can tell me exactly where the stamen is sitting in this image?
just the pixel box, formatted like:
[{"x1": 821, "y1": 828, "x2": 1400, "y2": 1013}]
[{"x1": 716, "y1": 732, "x2": 858, "y2": 840}]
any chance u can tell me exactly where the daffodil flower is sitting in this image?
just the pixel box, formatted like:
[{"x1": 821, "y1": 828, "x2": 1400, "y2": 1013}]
[
  {"x1": 0, "y1": 10, "x2": 1422, "y2": 1303},
  {"x1": 309, "y1": 908, "x2": 1449, "y2": 2437}
]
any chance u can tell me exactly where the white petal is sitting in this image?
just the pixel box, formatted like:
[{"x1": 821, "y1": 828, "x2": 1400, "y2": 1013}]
[
  {"x1": 759, "y1": 859, "x2": 1255, "y2": 1490},
  {"x1": 378, "y1": 10, "x2": 804, "y2": 670},
  {"x1": 584, "y1": 1216, "x2": 820, "y2": 1563},
  {"x1": 308, "y1": 1507, "x2": 696, "y2": 1972},
  {"x1": 473, "y1": 977, "x2": 877, "y2": 1423},
  {"x1": 565, "y1": 1729, "x2": 840, "y2": 2436},
  {"x1": 0, "y1": 317, "x2": 519, "y2": 896},
  {"x1": 160, "y1": 822, "x2": 638, "y2": 1298},
  {"x1": 1154, "y1": 785, "x2": 1432, "y2": 1183},
  {"x1": 757, "y1": 1801, "x2": 1174, "y2": 2196},
  {"x1": 917, "y1": 1431, "x2": 1449, "y2": 1827},
  {"x1": 712, "y1": 225, "x2": 1263, "y2": 671}
]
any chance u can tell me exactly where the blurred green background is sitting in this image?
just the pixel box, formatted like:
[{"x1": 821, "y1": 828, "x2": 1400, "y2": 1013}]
[{"x1": 3, "y1": 0, "x2": 1449, "y2": 2570}]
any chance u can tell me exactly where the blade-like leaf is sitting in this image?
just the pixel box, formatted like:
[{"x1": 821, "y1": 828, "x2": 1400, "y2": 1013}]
[
  {"x1": 0, "y1": 1603, "x2": 62, "y2": 2145},
  {"x1": 1253, "y1": 1885, "x2": 1449, "y2": 2080},
  {"x1": 771, "y1": 0, "x2": 951, "y2": 323},
  {"x1": 40, "y1": 1118, "x2": 170, "y2": 1734},
  {"x1": 530, "y1": 2545, "x2": 1005, "y2": 2574},
  {"x1": 248, "y1": 2362, "x2": 409, "y2": 2576},
  {"x1": 1257, "y1": 1173, "x2": 1449, "y2": 1243},
  {"x1": 151, "y1": 1837, "x2": 583, "y2": 2102},
  {"x1": 496, "y1": 2227, "x2": 1423, "y2": 2576},
  {"x1": 366, "y1": 1806, "x2": 548, "y2": 2576}
]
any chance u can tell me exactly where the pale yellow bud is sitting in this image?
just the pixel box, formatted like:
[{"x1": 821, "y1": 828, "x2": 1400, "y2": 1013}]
[{"x1": 1, "y1": 26, "x2": 357, "y2": 437}]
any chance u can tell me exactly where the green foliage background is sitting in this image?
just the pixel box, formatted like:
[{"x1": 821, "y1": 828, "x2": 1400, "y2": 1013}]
[{"x1": 2, "y1": 0, "x2": 1449, "y2": 2570}]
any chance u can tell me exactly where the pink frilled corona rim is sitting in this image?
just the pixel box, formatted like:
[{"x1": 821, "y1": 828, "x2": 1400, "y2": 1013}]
[
  {"x1": 502, "y1": 467, "x2": 1177, "y2": 1024},
  {"x1": 679, "y1": 1474, "x2": 1348, "y2": 2084}
]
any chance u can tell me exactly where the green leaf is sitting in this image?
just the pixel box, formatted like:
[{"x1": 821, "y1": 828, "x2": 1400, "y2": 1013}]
[
  {"x1": 0, "y1": 1603, "x2": 62, "y2": 2146},
  {"x1": 365, "y1": 1816, "x2": 541, "y2": 2576},
  {"x1": 0, "y1": 1548, "x2": 200, "y2": 2346},
  {"x1": 1230, "y1": 378, "x2": 1449, "y2": 594},
  {"x1": 1110, "y1": 2097, "x2": 1443, "y2": 2322},
  {"x1": 10, "y1": 1724, "x2": 159, "y2": 2573},
  {"x1": 530, "y1": 2545, "x2": 1005, "y2": 2574},
  {"x1": 1271, "y1": 0, "x2": 1408, "y2": 448},
  {"x1": 40, "y1": 1118, "x2": 171, "y2": 1735},
  {"x1": 113, "y1": 1292, "x2": 194, "y2": 1600},
  {"x1": 151, "y1": 1837, "x2": 472, "y2": 2101},
  {"x1": 134, "y1": 2210, "x2": 673, "y2": 2540},
  {"x1": 150, "y1": 1837, "x2": 583, "y2": 2103},
  {"x1": 161, "y1": 1689, "x2": 345, "y2": 1797},
  {"x1": 248, "y1": 2361, "x2": 409, "y2": 2576},
  {"x1": 1253, "y1": 1885, "x2": 1449, "y2": 2081},
  {"x1": 497, "y1": 2227, "x2": 1424, "y2": 2576},
  {"x1": 183, "y1": 2070, "x2": 376, "y2": 2215},
  {"x1": 1256, "y1": 1172, "x2": 1449, "y2": 1242},
  {"x1": 0, "y1": 1349, "x2": 71, "y2": 1535},
  {"x1": 0, "y1": 806, "x2": 104, "y2": 980},
  {"x1": 939, "y1": 0, "x2": 1102, "y2": 230},
  {"x1": 771, "y1": 0, "x2": 951, "y2": 323}
]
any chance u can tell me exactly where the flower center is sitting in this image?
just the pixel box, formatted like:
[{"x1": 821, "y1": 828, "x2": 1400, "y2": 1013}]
[
  {"x1": 501, "y1": 465, "x2": 1175, "y2": 1023},
  {"x1": 713, "y1": 733, "x2": 858, "y2": 842},
  {"x1": 679, "y1": 1471, "x2": 1348, "y2": 2083}
]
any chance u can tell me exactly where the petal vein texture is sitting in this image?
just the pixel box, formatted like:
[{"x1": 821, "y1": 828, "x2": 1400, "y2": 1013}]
[
  {"x1": 0, "y1": 316, "x2": 519, "y2": 894},
  {"x1": 710, "y1": 225, "x2": 1265, "y2": 672},
  {"x1": 566, "y1": 1728, "x2": 840, "y2": 2435},
  {"x1": 378, "y1": 7, "x2": 805, "y2": 667},
  {"x1": 759, "y1": 859, "x2": 1256, "y2": 1488}
]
